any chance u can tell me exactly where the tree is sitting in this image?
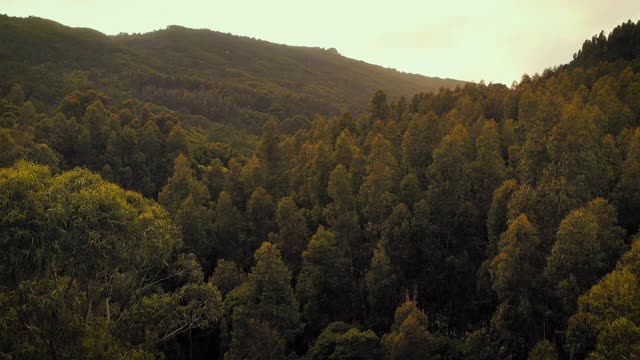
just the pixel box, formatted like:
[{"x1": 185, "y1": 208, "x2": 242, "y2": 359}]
[
  {"x1": 566, "y1": 269, "x2": 640, "y2": 359},
  {"x1": 307, "y1": 322, "x2": 357, "y2": 360},
  {"x1": 296, "y1": 226, "x2": 352, "y2": 333},
  {"x1": 241, "y1": 155, "x2": 267, "y2": 196},
  {"x1": 545, "y1": 198, "x2": 626, "y2": 315},
  {"x1": 223, "y1": 157, "x2": 247, "y2": 208},
  {"x1": 490, "y1": 214, "x2": 546, "y2": 345},
  {"x1": 166, "y1": 122, "x2": 188, "y2": 159},
  {"x1": 246, "y1": 187, "x2": 276, "y2": 246},
  {"x1": 358, "y1": 134, "x2": 399, "y2": 237},
  {"x1": 175, "y1": 193, "x2": 213, "y2": 267},
  {"x1": 20, "y1": 101, "x2": 37, "y2": 126},
  {"x1": 333, "y1": 128, "x2": 358, "y2": 168},
  {"x1": 469, "y1": 120, "x2": 507, "y2": 219},
  {"x1": 381, "y1": 203, "x2": 418, "y2": 289},
  {"x1": 271, "y1": 196, "x2": 309, "y2": 272},
  {"x1": 399, "y1": 172, "x2": 422, "y2": 209},
  {"x1": 546, "y1": 99, "x2": 609, "y2": 201},
  {"x1": 213, "y1": 191, "x2": 246, "y2": 261},
  {"x1": 421, "y1": 123, "x2": 481, "y2": 332},
  {"x1": 366, "y1": 242, "x2": 397, "y2": 330},
  {"x1": 158, "y1": 154, "x2": 211, "y2": 262},
  {"x1": 210, "y1": 259, "x2": 247, "y2": 296},
  {"x1": 225, "y1": 242, "x2": 300, "y2": 360},
  {"x1": 382, "y1": 301, "x2": 434, "y2": 360},
  {"x1": 614, "y1": 127, "x2": 640, "y2": 231},
  {"x1": 138, "y1": 119, "x2": 166, "y2": 196},
  {"x1": 424, "y1": 123, "x2": 478, "y2": 248},
  {"x1": 590, "y1": 317, "x2": 640, "y2": 360},
  {"x1": 370, "y1": 90, "x2": 389, "y2": 120},
  {"x1": 325, "y1": 164, "x2": 368, "y2": 302},
  {"x1": 528, "y1": 340, "x2": 560, "y2": 360},
  {"x1": 330, "y1": 328, "x2": 381, "y2": 360},
  {"x1": 158, "y1": 153, "x2": 208, "y2": 216},
  {"x1": 204, "y1": 158, "x2": 227, "y2": 201},
  {"x1": 401, "y1": 112, "x2": 441, "y2": 182},
  {"x1": 255, "y1": 118, "x2": 283, "y2": 192},
  {"x1": 486, "y1": 179, "x2": 519, "y2": 258},
  {"x1": 459, "y1": 326, "x2": 526, "y2": 360},
  {"x1": 82, "y1": 100, "x2": 112, "y2": 168}
]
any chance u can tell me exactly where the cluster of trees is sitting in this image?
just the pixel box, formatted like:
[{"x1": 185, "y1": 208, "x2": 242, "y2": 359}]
[
  {"x1": 3, "y1": 17, "x2": 640, "y2": 360},
  {"x1": 0, "y1": 86, "x2": 189, "y2": 197},
  {"x1": 0, "y1": 161, "x2": 221, "y2": 359}
]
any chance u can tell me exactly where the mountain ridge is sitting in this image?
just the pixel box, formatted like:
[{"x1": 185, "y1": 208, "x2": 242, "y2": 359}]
[{"x1": 0, "y1": 14, "x2": 466, "y2": 129}]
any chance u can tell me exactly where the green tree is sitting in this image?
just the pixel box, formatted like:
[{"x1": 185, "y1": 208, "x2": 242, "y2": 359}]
[
  {"x1": 358, "y1": 134, "x2": 399, "y2": 237},
  {"x1": 331, "y1": 328, "x2": 381, "y2": 360},
  {"x1": 590, "y1": 317, "x2": 640, "y2": 360},
  {"x1": 545, "y1": 198, "x2": 626, "y2": 315},
  {"x1": 528, "y1": 339, "x2": 559, "y2": 360},
  {"x1": 490, "y1": 214, "x2": 546, "y2": 345},
  {"x1": 546, "y1": 99, "x2": 609, "y2": 201},
  {"x1": 246, "y1": 187, "x2": 276, "y2": 246},
  {"x1": 382, "y1": 301, "x2": 434, "y2": 360},
  {"x1": 20, "y1": 101, "x2": 37, "y2": 127},
  {"x1": 296, "y1": 226, "x2": 352, "y2": 333},
  {"x1": 469, "y1": 120, "x2": 507, "y2": 218},
  {"x1": 486, "y1": 179, "x2": 519, "y2": 257},
  {"x1": 158, "y1": 153, "x2": 208, "y2": 215},
  {"x1": 158, "y1": 154, "x2": 211, "y2": 262},
  {"x1": 381, "y1": 203, "x2": 417, "y2": 288},
  {"x1": 204, "y1": 158, "x2": 228, "y2": 201},
  {"x1": 166, "y1": 122, "x2": 188, "y2": 159},
  {"x1": 326, "y1": 164, "x2": 367, "y2": 289},
  {"x1": 209, "y1": 259, "x2": 247, "y2": 296},
  {"x1": 225, "y1": 242, "x2": 300, "y2": 360},
  {"x1": 614, "y1": 127, "x2": 640, "y2": 231},
  {"x1": 271, "y1": 196, "x2": 309, "y2": 272},
  {"x1": 366, "y1": 242, "x2": 397, "y2": 330},
  {"x1": 566, "y1": 269, "x2": 640, "y2": 359},
  {"x1": 370, "y1": 90, "x2": 389, "y2": 120},
  {"x1": 256, "y1": 118, "x2": 283, "y2": 192},
  {"x1": 421, "y1": 123, "x2": 480, "y2": 331},
  {"x1": 214, "y1": 191, "x2": 246, "y2": 261},
  {"x1": 401, "y1": 112, "x2": 441, "y2": 182},
  {"x1": 307, "y1": 322, "x2": 357, "y2": 360},
  {"x1": 399, "y1": 172, "x2": 422, "y2": 209}
]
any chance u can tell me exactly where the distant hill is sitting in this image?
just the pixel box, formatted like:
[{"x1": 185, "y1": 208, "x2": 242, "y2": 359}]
[{"x1": 0, "y1": 15, "x2": 465, "y2": 127}]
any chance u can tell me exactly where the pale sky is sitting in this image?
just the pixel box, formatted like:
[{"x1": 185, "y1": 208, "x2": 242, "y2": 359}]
[{"x1": 3, "y1": 0, "x2": 640, "y2": 84}]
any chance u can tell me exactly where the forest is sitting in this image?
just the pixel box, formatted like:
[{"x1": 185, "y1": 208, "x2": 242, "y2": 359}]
[{"x1": 2, "y1": 14, "x2": 640, "y2": 360}]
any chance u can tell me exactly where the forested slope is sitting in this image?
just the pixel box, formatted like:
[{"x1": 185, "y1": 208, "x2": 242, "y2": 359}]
[
  {"x1": 2, "y1": 16, "x2": 640, "y2": 360},
  {"x1": 0, "y1": 14, "x2": 463, "y2": 132}
]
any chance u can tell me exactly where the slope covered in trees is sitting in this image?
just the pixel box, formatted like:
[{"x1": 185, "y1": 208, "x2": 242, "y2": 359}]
[
  {"x1": 0, "y1": 14, "x2": 463, "y2": 133},
  {"x1": 3, "y1": 15, "x2": 640, "y2": 360}
]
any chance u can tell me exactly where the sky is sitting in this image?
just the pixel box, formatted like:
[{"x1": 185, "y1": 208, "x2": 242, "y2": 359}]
[{"x1": 3, "y1": 0, "x2": 640, "y2": 84}]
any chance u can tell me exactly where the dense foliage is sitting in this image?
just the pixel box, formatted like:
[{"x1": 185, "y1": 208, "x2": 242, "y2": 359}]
[
  {"x1": 0, "y1": 14, "x2": 463, "y2": 134},
  {"x1": 3, "y1": 15, "x2": 640, "y2": 360}
]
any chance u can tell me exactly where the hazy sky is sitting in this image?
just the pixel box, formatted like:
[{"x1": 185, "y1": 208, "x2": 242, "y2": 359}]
[{"x1": 3, "y1": 0, "x2": 640, "y2": 84}]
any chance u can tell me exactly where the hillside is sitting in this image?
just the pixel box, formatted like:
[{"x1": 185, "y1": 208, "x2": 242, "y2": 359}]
[
  {"x1": 0, "y1": 15, "x2": 464, "y2": 129},
  {"x1": 4, "y1": 13, "x2": 640, "y2": 360}
]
